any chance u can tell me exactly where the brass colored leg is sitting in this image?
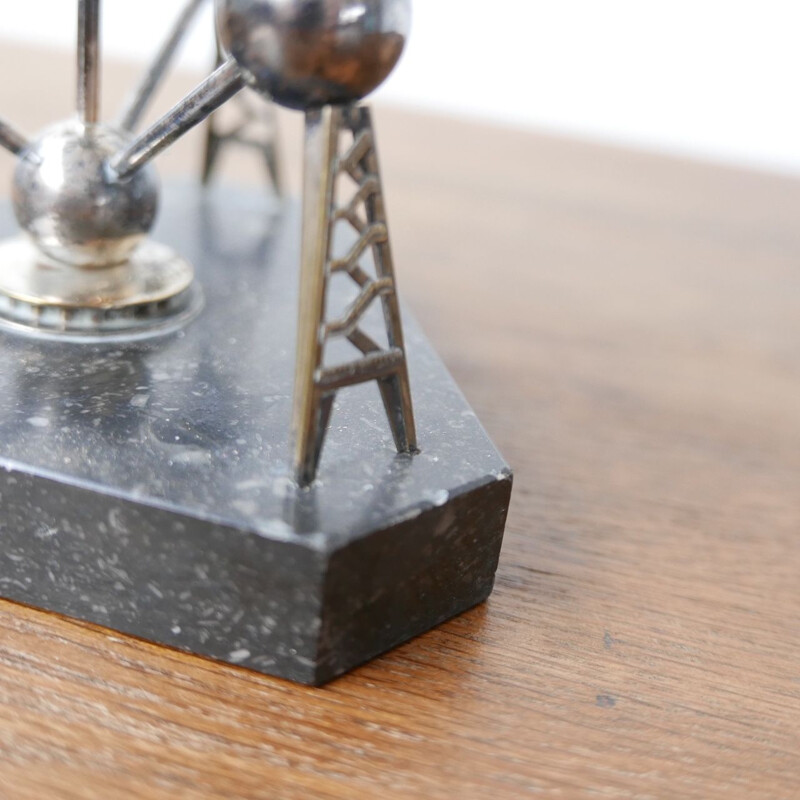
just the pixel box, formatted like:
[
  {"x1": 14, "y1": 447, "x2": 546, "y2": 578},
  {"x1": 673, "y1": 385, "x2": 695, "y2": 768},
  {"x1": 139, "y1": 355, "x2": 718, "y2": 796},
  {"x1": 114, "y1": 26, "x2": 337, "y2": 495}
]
[{"x1": 292, "y1": 104, "x2": 417, "y2": 485}]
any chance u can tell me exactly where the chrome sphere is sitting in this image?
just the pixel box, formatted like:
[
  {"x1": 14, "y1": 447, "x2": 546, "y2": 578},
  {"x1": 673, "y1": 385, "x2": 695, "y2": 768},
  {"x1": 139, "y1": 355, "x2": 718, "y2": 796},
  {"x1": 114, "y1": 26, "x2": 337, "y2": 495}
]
[
  {"x1": 12, "y1": 121, "x2": 159, "y2": 269},
  {"x1": 217, "y1": 0, "x2": 411, "y2": 110}
]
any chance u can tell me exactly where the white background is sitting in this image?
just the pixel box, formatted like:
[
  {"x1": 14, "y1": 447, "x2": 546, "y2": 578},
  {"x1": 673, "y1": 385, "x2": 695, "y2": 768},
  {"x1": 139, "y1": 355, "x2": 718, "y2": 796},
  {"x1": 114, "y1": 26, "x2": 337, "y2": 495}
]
[{"x1": 2, "y1": 0, "x2": 800, "y2": 174}]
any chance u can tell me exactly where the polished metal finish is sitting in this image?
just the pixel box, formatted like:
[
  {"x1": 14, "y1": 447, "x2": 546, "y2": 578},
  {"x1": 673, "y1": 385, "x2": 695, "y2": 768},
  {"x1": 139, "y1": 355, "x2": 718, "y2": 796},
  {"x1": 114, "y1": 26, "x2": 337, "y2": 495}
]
[
  {"x1": 0, "y1": 236, "x2": 199, "y2": 337},
  {"x1": 12, "y1": 122, "x2": 158, "y2": 267},
  {"x1": 12, "y1": 121, "x2": 159, "y2": 268},
  {"x1": 78, "y1": 0, "x2": 102, "y2": 124},
  {"x1": 111, "y1": 58, "x2": 245, "y2": 179},
  {"x1": 293, "y1": 104, "x2": 416, "y2": 484},
  {"x1": 119, "y1": 0, "x2": 210, "y2": 132},
  {"x1": 217, "y1": 0, "x2": 411, "y2": 110},
  {"x1": 0, "y1": 117, "x2": 29, "y2": 156}
]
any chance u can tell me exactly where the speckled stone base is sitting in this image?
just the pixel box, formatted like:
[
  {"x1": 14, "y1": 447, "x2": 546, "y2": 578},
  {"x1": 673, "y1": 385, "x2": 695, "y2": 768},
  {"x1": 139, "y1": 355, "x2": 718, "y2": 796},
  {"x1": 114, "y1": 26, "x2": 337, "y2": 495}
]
[{"x1": 0, "y1": 182, "x2": 512, "y2": 685}]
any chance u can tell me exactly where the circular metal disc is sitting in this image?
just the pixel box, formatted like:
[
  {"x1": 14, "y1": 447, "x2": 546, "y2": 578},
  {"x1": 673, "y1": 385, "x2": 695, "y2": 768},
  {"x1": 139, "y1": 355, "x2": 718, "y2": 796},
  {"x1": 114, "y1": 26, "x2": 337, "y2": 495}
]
[{"x1": 0, "y1": 237, "x2": 202, "y2": 338}]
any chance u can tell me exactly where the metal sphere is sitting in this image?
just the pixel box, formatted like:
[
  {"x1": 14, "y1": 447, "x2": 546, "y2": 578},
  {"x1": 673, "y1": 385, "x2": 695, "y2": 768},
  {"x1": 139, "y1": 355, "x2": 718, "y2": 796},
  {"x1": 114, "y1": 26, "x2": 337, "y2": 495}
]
[
  {"x1": 12, "y1": 121, "x2": 159, "y2": 269},
  {"x1": 216, "y1": 0, "x2": 411, "y2": 110}
]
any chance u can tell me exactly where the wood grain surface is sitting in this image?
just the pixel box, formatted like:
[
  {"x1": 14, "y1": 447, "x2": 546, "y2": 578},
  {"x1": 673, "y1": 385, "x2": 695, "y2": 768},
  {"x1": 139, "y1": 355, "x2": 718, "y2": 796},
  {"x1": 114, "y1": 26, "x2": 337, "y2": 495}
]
[{"x1": 0, "y1": 43, "x2": 798, "y2": 799}]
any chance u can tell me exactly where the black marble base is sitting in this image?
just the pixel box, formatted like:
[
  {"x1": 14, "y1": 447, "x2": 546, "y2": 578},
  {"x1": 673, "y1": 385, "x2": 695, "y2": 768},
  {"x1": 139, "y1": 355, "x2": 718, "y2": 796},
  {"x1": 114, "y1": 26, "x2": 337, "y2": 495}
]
[{"x1": 0, "y1": 182, "x2": 512, "y2": 685}]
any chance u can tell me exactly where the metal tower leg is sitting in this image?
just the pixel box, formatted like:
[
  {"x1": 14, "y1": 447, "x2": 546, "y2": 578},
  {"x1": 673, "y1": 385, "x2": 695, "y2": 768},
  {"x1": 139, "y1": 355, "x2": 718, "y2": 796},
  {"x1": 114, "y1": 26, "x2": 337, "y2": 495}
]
[{"x1": 293, "y1": 104, "x2": 417, "y2": 485}]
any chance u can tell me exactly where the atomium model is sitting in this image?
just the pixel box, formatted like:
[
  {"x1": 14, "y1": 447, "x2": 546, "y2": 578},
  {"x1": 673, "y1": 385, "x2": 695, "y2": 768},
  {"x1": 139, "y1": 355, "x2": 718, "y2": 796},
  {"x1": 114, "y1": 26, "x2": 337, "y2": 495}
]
[
  {"x1": 0, "y1": 0, "x2": 512, "y2": 685},
  {"x1": 0, "y1": 0, "x2": 413, "y2": 485}
]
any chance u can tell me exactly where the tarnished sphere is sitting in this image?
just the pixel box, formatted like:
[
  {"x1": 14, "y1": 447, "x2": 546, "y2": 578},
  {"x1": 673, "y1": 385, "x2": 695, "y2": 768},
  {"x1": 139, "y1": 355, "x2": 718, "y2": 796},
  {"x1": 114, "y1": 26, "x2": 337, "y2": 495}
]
[
  {"x1": 217, "y1": 0, "x2": 411, "y2": 110},
  {"x1": 12, "y1": 122, "x2": 159, "y2": 269}
]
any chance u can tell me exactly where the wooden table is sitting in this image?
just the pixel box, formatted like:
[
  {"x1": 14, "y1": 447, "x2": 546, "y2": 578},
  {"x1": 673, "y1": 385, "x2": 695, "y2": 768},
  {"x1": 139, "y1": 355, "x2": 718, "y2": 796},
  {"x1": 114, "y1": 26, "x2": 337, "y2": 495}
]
[{"x1": 0, "y1": 43, "x2": 798, "y2": 799}]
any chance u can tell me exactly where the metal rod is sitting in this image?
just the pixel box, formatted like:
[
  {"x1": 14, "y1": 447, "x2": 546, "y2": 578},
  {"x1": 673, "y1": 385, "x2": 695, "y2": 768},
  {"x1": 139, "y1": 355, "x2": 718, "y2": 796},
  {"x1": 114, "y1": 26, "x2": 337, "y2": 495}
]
[
  {"x1": 0, "y1": 117, "x2": 29, "y2": 156},
  {"x1": 77, "y1": 0, "x2": 101, "y2": 124},
  {"x1": 293, "y1": 106, "x2": 339, "y2": 485},
  {"x1": 118, "y1": 0, "x2": 209, "y2": 132},
  {"x1": 111, "y1": 58, "x2": 245, "y2": 179}
]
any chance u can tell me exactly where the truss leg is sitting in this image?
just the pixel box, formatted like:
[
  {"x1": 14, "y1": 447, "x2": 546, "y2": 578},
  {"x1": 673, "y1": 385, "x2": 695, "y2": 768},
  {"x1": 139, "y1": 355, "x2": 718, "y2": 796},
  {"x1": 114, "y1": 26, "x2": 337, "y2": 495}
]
[
  {"x1": 378, "y1": 372, "x2": 416, "y2": 453},
  {"x1": 292, "y1": 104, "x2": 417, "y2": 485},
  {"x1": 201, "y1": 44, "x2": 283, "y2": 194}
]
